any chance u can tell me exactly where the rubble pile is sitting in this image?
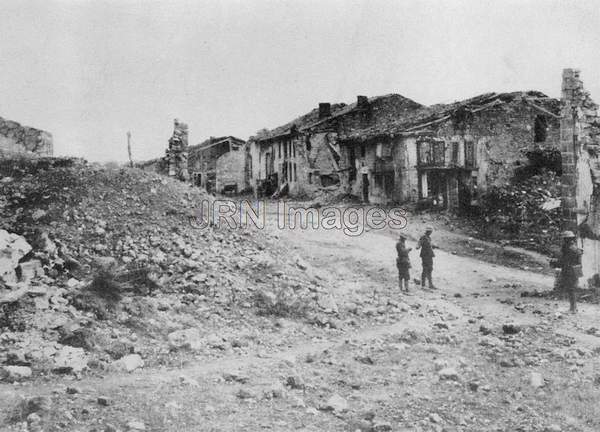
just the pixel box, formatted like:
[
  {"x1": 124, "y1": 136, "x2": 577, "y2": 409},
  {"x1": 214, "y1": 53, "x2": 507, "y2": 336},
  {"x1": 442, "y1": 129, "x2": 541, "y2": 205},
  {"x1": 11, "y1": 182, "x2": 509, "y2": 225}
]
[
  {"x1": 475, "y1": 170, "x2": 562, "y2": 255},
  {"x1": 0, "y1": 159, "x2": 318, "y2": 381}
]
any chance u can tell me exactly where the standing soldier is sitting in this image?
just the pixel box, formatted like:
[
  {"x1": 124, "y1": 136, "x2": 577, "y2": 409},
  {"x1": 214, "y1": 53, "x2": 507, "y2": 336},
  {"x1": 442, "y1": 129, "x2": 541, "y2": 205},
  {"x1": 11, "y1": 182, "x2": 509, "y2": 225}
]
[
  {"x1": 416, "y1": 227, "x2": 436, "y2": 290},
  {"x1": 396, "y1": 234, "x2": 412, "y2": 293},
  {"x1": 556, "y1": 230, "x2": 583, "y2": 314}
]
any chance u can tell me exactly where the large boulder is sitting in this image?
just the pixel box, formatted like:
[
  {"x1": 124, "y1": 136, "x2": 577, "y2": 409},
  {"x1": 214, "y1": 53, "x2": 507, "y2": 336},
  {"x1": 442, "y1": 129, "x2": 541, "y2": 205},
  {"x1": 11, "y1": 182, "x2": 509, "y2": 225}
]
[{"x1": 0, "y1": 230, "x2": 32, "y2": 285}]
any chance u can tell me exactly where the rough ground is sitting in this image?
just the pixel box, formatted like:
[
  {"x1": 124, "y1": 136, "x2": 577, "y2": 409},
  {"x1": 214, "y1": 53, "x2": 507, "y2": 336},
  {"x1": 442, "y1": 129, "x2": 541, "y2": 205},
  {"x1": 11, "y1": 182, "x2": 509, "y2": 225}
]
[{"x1": 1, "y1": 168, "x2": 600, "y2": 431}]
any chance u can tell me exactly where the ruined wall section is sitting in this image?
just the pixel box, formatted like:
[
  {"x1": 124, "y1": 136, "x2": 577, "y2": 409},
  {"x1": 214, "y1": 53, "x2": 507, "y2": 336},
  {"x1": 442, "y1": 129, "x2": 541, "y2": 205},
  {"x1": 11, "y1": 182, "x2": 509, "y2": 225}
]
[
  {"x1": 0, "y1": 117, "x2": 53, "y2": 157},
  {"x1": 431, "y1": 101, "x2": 560, "y2": 191},
  {"x1": 560, "y1": 69, "x2": 600, "y2": 280},
  {"x1": 215, "y1": 151, "x2": 245, "y2": 193}
]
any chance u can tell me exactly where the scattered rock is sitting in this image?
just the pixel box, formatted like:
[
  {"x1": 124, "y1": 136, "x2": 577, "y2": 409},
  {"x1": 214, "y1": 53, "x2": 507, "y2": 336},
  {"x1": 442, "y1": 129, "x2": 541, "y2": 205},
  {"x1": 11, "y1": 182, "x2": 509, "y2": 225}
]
[
  {"x1": 167, "y1": 328, "x2": 203, "y2": 351},
  {"x1": 438, "y1": 367, "x2": 459, "y2": 381},
  {"x1": 222, "y1": 371, "x2": 249, "y2": 384},
  {"x1": 236, "y1": 388, "x2": 256, "y2": 399},
  {"x1": 2, "y1": 365, "x2": 33, "y2": 381},
  {"x1": 97, "y1": 396, "x2": 111, "y2": 406},
  {"x1": 19, "y1": 259, "x2": 44, "y2": 282},
  {"x1": 530, "y1": 372, "x2": 544, "y2": 388},
  {"x1": 111, "y1": 354, "x2": 144, "y2": 372},
  {"x1": 372, "y1": 421, "x2": 393, "y2": 431},
  {"x1": 126, "y1": 420, "x2": 146, "y2": 431},
  {"x1": 0, "y1": 230, "x2": 32, "y2": 285},
  {"x1": 53, "y1": 346, "x2": 88, "y2": 373},
  {"x1": 428, "y1": 413, "x2": 442, "y2": 425},
  {"x1": 320, "y1": 394, "x2": 348, "y2": 412},
  {"x1": 502, "y1": 324, "x2": 522, "y2": 335},
  {"x1": 479, "y1": 325, "x2": 493, "y2": 335}
]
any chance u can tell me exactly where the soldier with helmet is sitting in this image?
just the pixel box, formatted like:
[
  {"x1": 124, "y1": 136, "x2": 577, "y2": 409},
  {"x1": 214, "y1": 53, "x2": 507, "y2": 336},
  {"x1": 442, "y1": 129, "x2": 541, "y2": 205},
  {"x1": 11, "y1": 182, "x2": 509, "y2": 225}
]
[
  {"x1": 416, "y1": 226, "x2": 436, "y2": 290},
  {"x1": 396, "y1": 233, "x2": 412, "y2": 293},
  {"x1": 555, "y1": 230, "x2": 583, "y2": 314}
]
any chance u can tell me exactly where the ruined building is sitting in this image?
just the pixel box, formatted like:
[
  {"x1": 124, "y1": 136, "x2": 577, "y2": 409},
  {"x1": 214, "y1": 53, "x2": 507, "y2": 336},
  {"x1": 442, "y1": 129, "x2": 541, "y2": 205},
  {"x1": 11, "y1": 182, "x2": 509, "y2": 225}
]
[
  {"x1": 165, "y1": 119, "x2": 190, "y2": 182},
  {"x1": 188, "y1": 136, "x2": 245, "y2": 193},
  {"x1": 0, "y1": 116, "x2": 53, "y2": 157},
  {"x1": 560, "y1": 69, "x2": 600, "y2": 282},
  {"x1": 249, "y1": 91, "x2": 560, "y2": 209},
  {"x1": 247, "y1": 95, "x2": 423, "y2": 198}
]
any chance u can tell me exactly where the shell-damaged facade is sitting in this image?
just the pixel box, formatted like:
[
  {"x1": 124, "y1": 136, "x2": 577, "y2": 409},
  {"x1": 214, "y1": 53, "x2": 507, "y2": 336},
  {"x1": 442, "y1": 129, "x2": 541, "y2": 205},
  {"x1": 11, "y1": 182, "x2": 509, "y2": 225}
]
[{"x1": 248, "y1": 91, "x2": 560, "y2": 210}]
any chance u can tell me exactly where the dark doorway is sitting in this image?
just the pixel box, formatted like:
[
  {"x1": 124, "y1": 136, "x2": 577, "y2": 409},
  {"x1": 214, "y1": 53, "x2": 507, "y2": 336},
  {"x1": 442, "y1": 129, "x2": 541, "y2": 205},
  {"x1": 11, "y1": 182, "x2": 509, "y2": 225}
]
[
  {"x1": 362, "y1": 173, "x2": 369, "y2": 203},
  {"x1": 427, "y1": 171, "x2": 447, "y2": 209}
]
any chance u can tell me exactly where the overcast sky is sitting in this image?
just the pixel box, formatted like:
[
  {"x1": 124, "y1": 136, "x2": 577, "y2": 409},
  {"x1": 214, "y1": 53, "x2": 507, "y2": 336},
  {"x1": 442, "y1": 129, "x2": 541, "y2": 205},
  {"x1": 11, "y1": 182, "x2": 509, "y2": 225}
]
[{"x1": 1, "y1": 0, "x2": 599, "y2": 162}]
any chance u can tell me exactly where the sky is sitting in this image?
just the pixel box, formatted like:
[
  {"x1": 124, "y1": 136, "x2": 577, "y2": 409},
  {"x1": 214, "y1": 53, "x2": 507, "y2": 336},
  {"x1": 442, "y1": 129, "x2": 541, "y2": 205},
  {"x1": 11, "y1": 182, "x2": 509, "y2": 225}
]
[{"x1": 1, "y1": 0, "x2": 599, "y2": 163}]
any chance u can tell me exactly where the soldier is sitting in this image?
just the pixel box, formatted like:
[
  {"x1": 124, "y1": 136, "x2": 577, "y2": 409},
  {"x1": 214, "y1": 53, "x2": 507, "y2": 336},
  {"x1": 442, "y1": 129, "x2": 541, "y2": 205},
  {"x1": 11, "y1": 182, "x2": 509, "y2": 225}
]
[
  {"x1": 416, "y1": 227, "x2": 436, "y2": 290},
  {"x1": 396, "y1": 234, "x2": 412, "y2": 293},
  {"x1": 556, "y1": 230, "x2": 583, "y2": 314}
]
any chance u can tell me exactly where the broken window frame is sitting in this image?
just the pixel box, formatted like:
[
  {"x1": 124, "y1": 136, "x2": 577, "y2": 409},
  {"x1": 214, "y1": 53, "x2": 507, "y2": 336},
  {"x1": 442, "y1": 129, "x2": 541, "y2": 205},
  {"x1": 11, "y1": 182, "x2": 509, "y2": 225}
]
[
  {"x1": 464, "y1": 140, "x2": 476, "y2": 168},
  {"x1": 417, "y1": 139, "x2": 445, "y2": 167},
  {"x1": 534, "y1": 115, "x2": 548, "y2": 143}
]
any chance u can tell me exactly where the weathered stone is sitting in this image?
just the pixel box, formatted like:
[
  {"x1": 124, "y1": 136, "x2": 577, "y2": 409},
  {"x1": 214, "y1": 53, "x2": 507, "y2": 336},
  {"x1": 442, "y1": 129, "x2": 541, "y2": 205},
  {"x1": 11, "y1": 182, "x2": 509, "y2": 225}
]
[
  {"x1": 126, "y1": 420, "x2": 146, "y2": 431},
  {"x1": 31, "y1": 209, "x2": 47, "y2": 221},
  {"x1": 97, "y1": 396, "x2": 111, "y2": 406},
  {"x1": 0, "y1": 230, "x2": 32, "y2": 285},
  {"x1": 111, "y1": 354, "x2": 144, "y2": 373},
  {"x1": 53, "y1": 346, "x2": 88, "y2": 373},
  {"x1": 167, "y1": 328, "x2": 203, "y2": 351},
  {"x1": 530, "y1": 372, "x2": 544, "y2": 388},
  {"x1": 321, "y1": 394, "x2": 348, "y2": 412},
  {"x1": 438, "y1": 367, "x2": 460, "y2": 381},
  {"x1": 2, "y1": 365, "x2": 32, "y2": 381},
  {"x1": 19, "y1": 260, "x2": 44, "y2": 282},
  {"x1": 317, "y1": 294, "x2": 338, "y2": 313},
  {"x1": 236, "y1": 388, "x2": 256, "y2": 399}
]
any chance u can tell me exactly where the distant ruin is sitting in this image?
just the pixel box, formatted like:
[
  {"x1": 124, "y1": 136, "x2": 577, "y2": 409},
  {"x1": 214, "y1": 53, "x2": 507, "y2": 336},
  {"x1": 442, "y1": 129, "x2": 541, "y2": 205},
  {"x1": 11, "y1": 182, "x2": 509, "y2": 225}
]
[
  {"x1": 0, "y1": 116, "x2": 52, "y2": 158},
  {"x1": 165, "y1": 119, "x2": 189, "y2": 181}
]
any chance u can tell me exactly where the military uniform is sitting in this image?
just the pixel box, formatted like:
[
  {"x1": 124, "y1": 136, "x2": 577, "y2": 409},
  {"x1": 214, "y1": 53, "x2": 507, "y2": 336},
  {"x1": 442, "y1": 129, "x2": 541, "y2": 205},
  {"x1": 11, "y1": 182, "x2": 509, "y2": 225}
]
[
  {"x1": 558, "y1": 236, "x2": 582, "y2": 313},
  {"x1": 396, "y1": 239, "x2": 411, "y2": 292},
  {"x1": 417, "y1": 233, "x2": 435, "y2": 289}
]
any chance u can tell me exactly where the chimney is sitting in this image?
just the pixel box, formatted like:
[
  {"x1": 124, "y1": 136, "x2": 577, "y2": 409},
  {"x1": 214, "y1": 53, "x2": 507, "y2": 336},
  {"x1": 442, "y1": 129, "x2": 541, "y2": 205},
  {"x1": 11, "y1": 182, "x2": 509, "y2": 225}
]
[
  {"x1": 319, "y1": 103, "x2": 331, "y2": 119},
  {"x1": 357, "y1": 95, "x2": 369, "y2": 108}
]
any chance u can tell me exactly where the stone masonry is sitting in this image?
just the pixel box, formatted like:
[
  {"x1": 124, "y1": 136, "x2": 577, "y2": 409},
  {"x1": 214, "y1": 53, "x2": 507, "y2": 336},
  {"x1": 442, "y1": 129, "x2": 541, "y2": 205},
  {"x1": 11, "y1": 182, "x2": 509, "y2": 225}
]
[
  {"x1": 560, "y1": 69, "x2": 600, "y2": 281},
  {"x1": 0, "y1": 116, "x2": 53, "y2": 157},
  {"x1": 165, "y1": 119, "x2": 189, "y2": 181}
]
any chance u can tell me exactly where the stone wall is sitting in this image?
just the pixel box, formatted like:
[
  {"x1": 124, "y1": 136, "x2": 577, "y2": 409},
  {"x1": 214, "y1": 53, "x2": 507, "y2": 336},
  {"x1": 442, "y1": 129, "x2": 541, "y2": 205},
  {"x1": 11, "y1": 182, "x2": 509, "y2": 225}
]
[
  {"x1": 560, "y1": 69, "x2": 600, "y2": 281},
  {"x1": 0, "y1": 117, "x2": 53, "y2": 157},
  {"x1": 429, "y1": 99, "x2": 560, "y2": 191},
  {"x1": 215, "y1": 150, "x2": 246, "y2": 193}
]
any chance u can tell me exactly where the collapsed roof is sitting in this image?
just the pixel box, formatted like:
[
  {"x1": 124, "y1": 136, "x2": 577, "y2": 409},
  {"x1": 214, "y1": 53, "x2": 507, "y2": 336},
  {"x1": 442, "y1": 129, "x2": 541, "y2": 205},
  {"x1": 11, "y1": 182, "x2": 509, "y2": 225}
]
[{"x1": 250, "y1": 90, "x2": 560, "y2": 144}]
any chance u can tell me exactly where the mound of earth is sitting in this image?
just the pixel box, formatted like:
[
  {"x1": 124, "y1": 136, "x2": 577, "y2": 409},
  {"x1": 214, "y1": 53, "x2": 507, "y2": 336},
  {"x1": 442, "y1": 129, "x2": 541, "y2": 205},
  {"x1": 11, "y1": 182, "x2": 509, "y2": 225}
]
[{"x1": 0, "y1": 158, "x2": 319, "y2": 381}]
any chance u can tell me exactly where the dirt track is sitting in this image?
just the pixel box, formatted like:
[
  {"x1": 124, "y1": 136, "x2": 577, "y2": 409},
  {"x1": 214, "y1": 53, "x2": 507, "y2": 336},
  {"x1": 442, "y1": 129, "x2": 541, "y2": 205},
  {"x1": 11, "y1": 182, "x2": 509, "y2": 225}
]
[{"x1": 2, "y1": 205, "x2": 600, "y2": 432}]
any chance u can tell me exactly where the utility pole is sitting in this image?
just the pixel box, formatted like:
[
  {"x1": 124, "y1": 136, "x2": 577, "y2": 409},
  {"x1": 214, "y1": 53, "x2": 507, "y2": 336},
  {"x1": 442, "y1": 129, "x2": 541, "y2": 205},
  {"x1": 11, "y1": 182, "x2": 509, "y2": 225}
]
[{"x1": 127, "y1": 131, "x2": 133, "y2": 168}]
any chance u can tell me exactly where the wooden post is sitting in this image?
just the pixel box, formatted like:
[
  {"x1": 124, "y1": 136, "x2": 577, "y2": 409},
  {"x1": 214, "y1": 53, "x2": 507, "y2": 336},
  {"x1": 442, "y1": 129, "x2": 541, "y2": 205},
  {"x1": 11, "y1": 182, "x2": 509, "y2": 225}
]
[{"x1": 127, "y1": 131, "x2": 133, "y2": 168}]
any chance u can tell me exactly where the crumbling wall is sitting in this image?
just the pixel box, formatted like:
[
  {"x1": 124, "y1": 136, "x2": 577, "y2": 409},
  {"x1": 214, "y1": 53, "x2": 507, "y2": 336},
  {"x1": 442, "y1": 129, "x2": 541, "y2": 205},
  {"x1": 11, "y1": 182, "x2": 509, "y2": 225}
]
[
  {"x1": 215, "y1": 150, "x2": 245, "y2": 193},
  {"x1": 165, "y1": 119, "x2": 189, "y2": 181},
  {"x1": 432, "y1": 102, "x2": 560, "y2": 191},
  {"x1": 560, "y1": 69, "x2": 600, "y2": 281},
  {"x1": 0, "y1": 117, "x2": 53, "y2": 157}
]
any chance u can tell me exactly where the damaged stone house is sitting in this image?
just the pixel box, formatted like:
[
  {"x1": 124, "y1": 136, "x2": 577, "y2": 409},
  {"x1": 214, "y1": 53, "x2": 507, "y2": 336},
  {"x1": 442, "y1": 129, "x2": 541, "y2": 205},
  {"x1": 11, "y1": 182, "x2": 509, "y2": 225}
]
[
  {"x1": 188, "y1": 136, "x2": 245, "y2": 193},
  {"x1": 247, "y1": 94, "x2": 423, "y2": 197},
  {"x1": 0, "y1": 116, "x2": 53, "y2": 158},
  {"x1": 248, "y1": 91, "x2": 560, "y2": 210},
  {"x1": 341, "y1": 91, "x2": 561, "y2": 209},
  {"x1": 559, "y1": 69, "x2": 600, "y2": 282}
]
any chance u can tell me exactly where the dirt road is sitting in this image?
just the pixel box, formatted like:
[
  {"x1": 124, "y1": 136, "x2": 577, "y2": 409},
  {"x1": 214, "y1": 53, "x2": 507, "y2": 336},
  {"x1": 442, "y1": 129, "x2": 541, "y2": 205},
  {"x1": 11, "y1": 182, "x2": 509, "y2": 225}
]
[{"x1": 2, "y1": 206, "x2": 600, "y2": 432}]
